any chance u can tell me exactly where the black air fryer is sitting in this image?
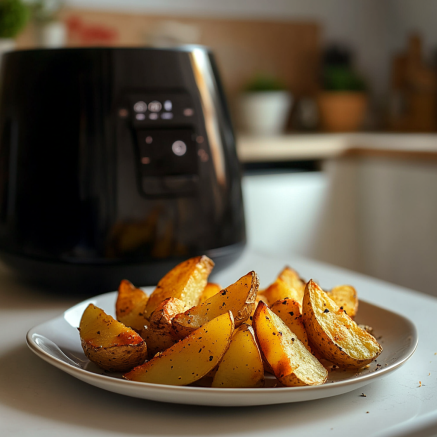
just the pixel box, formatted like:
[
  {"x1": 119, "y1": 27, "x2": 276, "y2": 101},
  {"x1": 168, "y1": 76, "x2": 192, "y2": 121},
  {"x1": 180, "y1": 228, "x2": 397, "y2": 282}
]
[{"x1": 0, "y1": 47, "x2": 245, "y2": 292}]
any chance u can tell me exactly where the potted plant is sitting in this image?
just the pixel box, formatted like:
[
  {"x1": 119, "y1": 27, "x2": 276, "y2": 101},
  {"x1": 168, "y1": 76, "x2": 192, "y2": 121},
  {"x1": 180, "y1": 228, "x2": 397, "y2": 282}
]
[
  {"x1": 238, "y1": 74, "x2": 292, "y2": 136},
  {"x1": 31, "y1": 0, "x2": 65, "y2": 48},
  {"x1": 0, "y1": 0, "x2": 29, "y2": 67},
  {"x1": 317, "y1": 64, "x2": 368, "y2": 132}
]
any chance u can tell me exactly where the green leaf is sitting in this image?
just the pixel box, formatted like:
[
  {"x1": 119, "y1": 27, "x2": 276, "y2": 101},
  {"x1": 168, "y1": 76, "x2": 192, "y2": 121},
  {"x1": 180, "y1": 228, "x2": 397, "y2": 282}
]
[{"x1": 0, "y1": 0, "x2": 29, "y2": 38}]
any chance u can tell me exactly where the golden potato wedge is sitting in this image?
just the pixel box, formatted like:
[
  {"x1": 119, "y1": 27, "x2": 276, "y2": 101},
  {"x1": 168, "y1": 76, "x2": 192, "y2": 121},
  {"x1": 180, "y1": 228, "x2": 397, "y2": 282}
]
[
  {"x1": 212, "y1": 324, "x2": 264, "y2": 388},
  {"x1": 302, "y1": 280, "x2": 382, "y2": 368},
  {"x1": 145, "y1": 255, "x2": 214, "y2": 317},
  {"x1": 326, "y1": 285, "x2": 358, "y2": 319},
  {"x1": 79, "y1": 304, "x2": 147, "y2": 372},
  {"x1": 171, "y1": 271, "x2": 259, "y2": 338},
  {"x1": 124, "y1": 312, "x2": 235, "y2": 385},
  {"x1": 199, "y1": 282, "x2": 222, "y2": 304},
  {"x1": 253, "y1": 301, "x2": 327, "y2": 386},
  {"x1": 280, "y1": 266, "x2": 306, "y2": 290},
  {"x1": 270, "y1": 298, "x2": 311, "y2": 353},
  {"x1": 263, "y1": 267, "x2": 306, "y2": 307},
  {"x1": 115, "y1": 280, "x2": 149, "y2": 331},
  {"x1": 140, "y1": 297, "x2": 186, "y2": 357}
]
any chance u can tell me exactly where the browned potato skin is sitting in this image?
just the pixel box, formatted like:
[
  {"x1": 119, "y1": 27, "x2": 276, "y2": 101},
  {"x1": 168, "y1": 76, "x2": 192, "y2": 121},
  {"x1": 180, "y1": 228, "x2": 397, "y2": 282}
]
[
  {"x1": 79, "y1": 304, "x2": 147, "y2": 372},
  {"x1": 253, "y1": 301, "x2": 327, "y2": 387},
  {"x1": 171, "y1": 271, "x2": 259, "y2": 339},
  {"x1": 124, "y1": 312, "x2": 235, "y2": 386},
  {"x1": 145, "y1": 255, "x2": 214, "y2": 318},
  {"x1": 270, "y1": 298, "x2": 311, "y2": 353},
  {"x1": 326, "y1": 285, "x2": 358, "y2": 319},
  {"x1": 302, "y1": 280, "x2": 382, "y2": 369},
  {"x1": 115, "y1": 280, "x2": 149, "y2": 331},
  {"x1": 140, "y1": 297, "x2": 186, "y2": 357}
]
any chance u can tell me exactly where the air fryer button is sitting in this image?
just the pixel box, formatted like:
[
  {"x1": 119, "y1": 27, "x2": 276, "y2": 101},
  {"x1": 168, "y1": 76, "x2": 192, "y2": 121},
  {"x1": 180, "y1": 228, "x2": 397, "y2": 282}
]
[
  {"x1": 172, "y1": 140, "x2": 187, "y2": 156},
  {"x1": 148, "y1": 101, "x2": 162, "y2": 112},
  {"x1": 118, "y1": 108, "x2": 128, "y2": 118},
  {"x1": 134, "y1": 101, "x2": 147, "y2": 112}
]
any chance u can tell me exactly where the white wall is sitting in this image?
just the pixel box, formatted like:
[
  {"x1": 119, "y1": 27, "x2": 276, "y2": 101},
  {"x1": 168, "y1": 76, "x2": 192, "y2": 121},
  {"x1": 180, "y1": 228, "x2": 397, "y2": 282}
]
[
  {"x1": 65, "y1": 0, "x2": 391, "y2": 100},
  {"x1": 64, "y1": 0, "x2": 437, "y2": 103}
]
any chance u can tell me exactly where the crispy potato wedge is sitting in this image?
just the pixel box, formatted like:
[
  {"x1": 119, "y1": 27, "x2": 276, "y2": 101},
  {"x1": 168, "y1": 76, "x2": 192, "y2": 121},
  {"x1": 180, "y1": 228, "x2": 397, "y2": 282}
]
[
  {"x1": 79, "y1": 304, "x2": 147, "y2": 372},
  {"x1": 199, "y1": 282, "x2": 222, "y2": 304},
  {"x1": 145, "y1": 255, "x2": 214, "y2": 317},
  {"x1": 253, "y1": 301, "x2": 327, "y2": 387},
  {"x1": 115, "y1": 280, "x2": 149, "y2": 331},
  {"x1": 280, "y1": 266, "x2": 306, "y2": 290},
  {"x1": 262, "y1": 267, "x2": 306, "y2": 307},
  {"x1": 171, "y1": 271, "x2": 259, "y2": 338},
  {"x1": 302, "y1": 280, "x2": 382, "y2": 368},
  {"x1": 270, "y1": 298, "x2": 311, "y2": 353},
  {"x1": 326, "y1": 285, "x2": 358, "y2": 319},
  {"x1": 124, "y1": 312, "x2": 235, "y2": 386},
  {"x1": 140, "y1": 297, "x2": 186, "y2": 357},
  {"x1": 212, "y1": 324, "x2": 264, "y2": 388}
]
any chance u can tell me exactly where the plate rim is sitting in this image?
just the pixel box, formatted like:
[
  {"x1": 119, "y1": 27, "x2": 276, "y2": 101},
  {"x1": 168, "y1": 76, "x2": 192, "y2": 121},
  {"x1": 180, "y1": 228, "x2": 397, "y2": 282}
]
[{"x1": 26, "y1": 291, "x2": 419, "y2": 399}]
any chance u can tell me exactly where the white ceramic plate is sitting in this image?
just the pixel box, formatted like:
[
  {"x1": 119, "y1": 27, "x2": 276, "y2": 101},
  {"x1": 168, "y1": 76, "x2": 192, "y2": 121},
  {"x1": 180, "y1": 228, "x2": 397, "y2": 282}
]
[{"x1": 26, "y1": 289, "x2": 418, "y2": 407}]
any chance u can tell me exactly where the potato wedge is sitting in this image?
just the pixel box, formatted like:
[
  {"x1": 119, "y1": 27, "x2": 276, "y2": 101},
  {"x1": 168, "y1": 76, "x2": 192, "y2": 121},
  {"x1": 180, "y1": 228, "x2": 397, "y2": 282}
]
[
  {"x1": 140, "y1": 297, "x2": 186, "y2": 357},
  {"x1": 270, "y1": 298, "x2": 311, "y2": 353},
  {"x1": 172, "y1": 271, "x2": 259, "y2": 338},
  {"x1": 253, "y1": 301, "x2": 327, "y2": 386},
  {"x1": 302, "y1": 280, "x2": 382, "y2": 368},
  {"x1": 212, "y1": 324, "x2": 264, "y2": 388},
  {"x1": 262, "y1": 267, "x2": 306, "y2": 307},
  {"x1": 326, "y1": 285, "x2": 358, "y2": 319},
  {"x1": 124, "y1": 312, "x2": 234, "y2": 385},
  {"x1": 199, "y1": 282, "x2": 222, "y2": 304},
  {"x1": 145, "y1": 255, "x2": 214, "y2": 317},
  {"x1": 79, "y1": 304, "x2": 147, "y2": 372},
  {"x1": 115, "y1": 280, "x2": 149, "y2": 331}
]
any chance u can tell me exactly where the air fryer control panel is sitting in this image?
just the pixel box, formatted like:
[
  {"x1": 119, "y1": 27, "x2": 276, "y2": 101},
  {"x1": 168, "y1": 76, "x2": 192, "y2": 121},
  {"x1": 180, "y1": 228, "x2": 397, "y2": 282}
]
[
  {"x1": 136, "y1": 128, "x2": 198, "y2": 196},
  {"x1": 129, "y1": 93, "x2": 195, "y2": 126},
  {"x1": 123, "y1": 92, "x2": 199, "y2": 196}
]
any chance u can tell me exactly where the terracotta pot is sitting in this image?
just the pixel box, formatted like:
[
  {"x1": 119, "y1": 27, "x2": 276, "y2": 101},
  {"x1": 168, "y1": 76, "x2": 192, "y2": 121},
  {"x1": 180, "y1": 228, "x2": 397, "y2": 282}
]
[{"x1": 317, "y1": 92, "x2": 368, "y2": 132}]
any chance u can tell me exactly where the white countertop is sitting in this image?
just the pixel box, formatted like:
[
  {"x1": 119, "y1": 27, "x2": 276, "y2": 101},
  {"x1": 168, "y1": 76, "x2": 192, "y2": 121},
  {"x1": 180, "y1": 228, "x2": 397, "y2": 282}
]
[
  {"x1": 1, "y1": 249, "x2": 436, "y2": 437},
  {"x1": 237, "y1": 133, "x2": 437, "y2": 162}
]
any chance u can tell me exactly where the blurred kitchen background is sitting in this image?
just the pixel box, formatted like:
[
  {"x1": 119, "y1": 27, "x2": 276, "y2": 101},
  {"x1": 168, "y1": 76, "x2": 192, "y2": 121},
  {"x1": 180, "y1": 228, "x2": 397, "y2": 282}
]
[{"x1": 2, "y1": 0, "x2": 437, "y2": 296}]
